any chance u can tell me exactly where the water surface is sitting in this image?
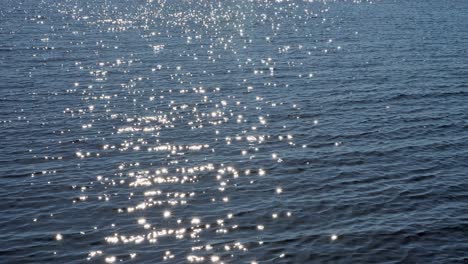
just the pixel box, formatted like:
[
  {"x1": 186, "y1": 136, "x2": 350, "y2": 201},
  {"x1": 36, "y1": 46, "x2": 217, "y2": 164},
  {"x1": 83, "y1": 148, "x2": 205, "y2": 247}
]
[{"x1": 1, "y1": 0, "x2": 468, "y2": 263}]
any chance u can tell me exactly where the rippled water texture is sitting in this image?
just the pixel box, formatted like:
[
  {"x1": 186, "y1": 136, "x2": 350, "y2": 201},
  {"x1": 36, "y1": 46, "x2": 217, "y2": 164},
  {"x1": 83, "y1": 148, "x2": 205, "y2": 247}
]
[{"x1": 1, "y1": 0, "x2": 468, "y2": 263}]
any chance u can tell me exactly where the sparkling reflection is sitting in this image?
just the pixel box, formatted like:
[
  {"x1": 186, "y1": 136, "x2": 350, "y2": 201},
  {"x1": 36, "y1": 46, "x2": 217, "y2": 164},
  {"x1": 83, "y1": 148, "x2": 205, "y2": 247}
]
[{"x1": 18, "y1": 0, "x2": 368, "y2": 262}]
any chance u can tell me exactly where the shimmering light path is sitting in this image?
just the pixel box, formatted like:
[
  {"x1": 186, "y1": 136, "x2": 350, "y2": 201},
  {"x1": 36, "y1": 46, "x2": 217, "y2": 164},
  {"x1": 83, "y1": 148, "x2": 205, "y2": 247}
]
[{"x1": 2, "y1": 0, "x2": 468, "y2": 263}]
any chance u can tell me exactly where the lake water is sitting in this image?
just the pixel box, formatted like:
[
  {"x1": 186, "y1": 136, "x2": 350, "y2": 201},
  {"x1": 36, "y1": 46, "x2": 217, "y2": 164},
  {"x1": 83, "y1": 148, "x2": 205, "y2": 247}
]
[{"x1": 1, "y1": 0, "x2": 468, "y2": 263}]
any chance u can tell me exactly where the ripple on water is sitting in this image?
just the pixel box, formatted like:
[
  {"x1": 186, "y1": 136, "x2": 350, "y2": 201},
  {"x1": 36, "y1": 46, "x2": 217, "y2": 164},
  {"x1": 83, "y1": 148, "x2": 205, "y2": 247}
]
[{"x1": 2, "y1": 0, "x2": 468, "y2": 263}]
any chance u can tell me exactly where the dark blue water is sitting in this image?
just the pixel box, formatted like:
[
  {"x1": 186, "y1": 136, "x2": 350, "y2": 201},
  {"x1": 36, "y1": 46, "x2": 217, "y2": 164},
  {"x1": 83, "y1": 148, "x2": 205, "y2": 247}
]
[{"x1": 1, "y1": 0, "x2": 468, "y2": 263}]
